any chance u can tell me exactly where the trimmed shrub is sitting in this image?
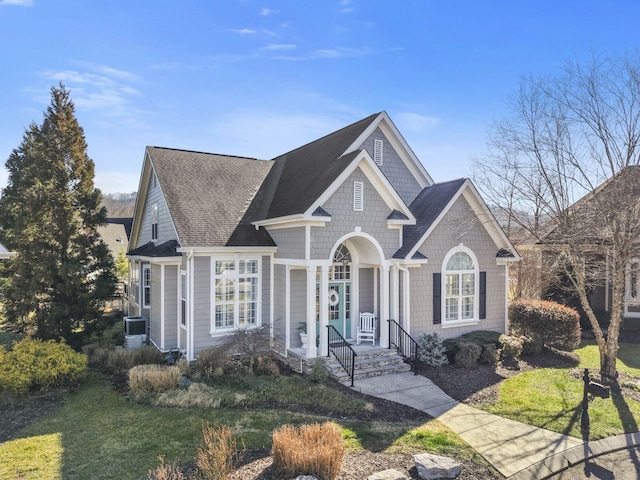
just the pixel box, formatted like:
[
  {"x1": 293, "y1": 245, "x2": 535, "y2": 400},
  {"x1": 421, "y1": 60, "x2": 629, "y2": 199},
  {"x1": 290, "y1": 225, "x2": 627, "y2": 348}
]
[
  {"x1": 417, "y1": 332, "x2": 449, "y2": 368},
  {"x1": 195, "y1": 423, "x2": 240, "y2": 480},
  {"x1": 196, "y1": 346, "x2": 229, "y2": 377},
  {"x1": 0, "y1": 338, "x2": 87, "y2": 394},
  {"x1": 454, "y1": 342, "x2": 482, "y2": 369},
  {"x1": 521, "y1": 334, "x2": 544, "y2": 356},
  {"x1": 129, "y1": 364, "x2": 181, "y2": 393},
  {"x1": 309, "y1": 358, "x2": 329, "y2": 384},
  {"x1": 509, "y1": 299, "x2": 580, "y2": 351},
  {"x1": 479, "y1": 343, "x2": 498, "y2": 366},
  {"x1": 499, "y1": 334, "x2": 523, "y2": 361},
  {"x1": 272, "y1": 422, "x2": 344, "y2": 480},
  {"x1": 443, "y1": 330, "x2": 501, "y2": 363}
]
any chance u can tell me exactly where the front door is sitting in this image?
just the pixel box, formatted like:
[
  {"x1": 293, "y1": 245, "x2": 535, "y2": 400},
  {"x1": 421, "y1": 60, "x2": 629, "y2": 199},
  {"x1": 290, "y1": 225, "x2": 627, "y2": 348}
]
[{"x1": 328, "y1": 282, "x2": 351, "y2": 337}]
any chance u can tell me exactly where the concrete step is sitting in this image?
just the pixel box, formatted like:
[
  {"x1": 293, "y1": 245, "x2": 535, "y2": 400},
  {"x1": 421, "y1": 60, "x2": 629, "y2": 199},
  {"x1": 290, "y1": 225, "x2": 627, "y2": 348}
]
[{"x1": 322, "y1": 349, "x2": 413, "y2": 383}]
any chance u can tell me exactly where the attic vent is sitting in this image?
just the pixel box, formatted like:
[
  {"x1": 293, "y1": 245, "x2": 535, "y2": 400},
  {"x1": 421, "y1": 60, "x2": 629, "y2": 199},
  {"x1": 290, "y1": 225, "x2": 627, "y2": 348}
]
[
  {"x1": 353, "y1": 182, "x2": 363, "y2": 211},
  {"x1": 374, "y1": 139, "x2": 383, "y2": 166}
]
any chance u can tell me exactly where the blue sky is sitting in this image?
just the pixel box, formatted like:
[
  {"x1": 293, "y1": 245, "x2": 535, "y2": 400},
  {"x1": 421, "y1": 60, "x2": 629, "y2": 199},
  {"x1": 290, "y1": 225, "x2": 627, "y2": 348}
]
[{"x1": 1, "y1": 1, "x2": 639, "y2": 193}]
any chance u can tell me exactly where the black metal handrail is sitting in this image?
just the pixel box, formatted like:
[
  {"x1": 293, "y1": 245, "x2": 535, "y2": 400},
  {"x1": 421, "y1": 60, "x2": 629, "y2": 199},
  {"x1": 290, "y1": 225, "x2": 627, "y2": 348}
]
[
  {"x1": 327, "y1": 325, "x2": 357, "y2": 387},
  {"x1": 388, "y1": 319, "x2": 419, "y2": 375}
]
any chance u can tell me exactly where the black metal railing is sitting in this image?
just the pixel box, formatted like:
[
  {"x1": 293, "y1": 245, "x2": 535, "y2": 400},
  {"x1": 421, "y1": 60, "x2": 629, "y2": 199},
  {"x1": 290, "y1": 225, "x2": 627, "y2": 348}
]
[
  {"x1": 388, "y1": 319, "x2": 419, "y2": 375},
  {"x1": 327, "y1": 325, "x2": 357, "y2": 387}
]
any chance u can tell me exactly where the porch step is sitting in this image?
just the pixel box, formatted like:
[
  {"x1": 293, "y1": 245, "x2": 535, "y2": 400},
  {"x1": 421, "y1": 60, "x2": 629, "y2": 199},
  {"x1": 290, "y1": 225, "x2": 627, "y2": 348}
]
[{"x1": 322, "y1": 348, "x2": 412, "y2": 383}]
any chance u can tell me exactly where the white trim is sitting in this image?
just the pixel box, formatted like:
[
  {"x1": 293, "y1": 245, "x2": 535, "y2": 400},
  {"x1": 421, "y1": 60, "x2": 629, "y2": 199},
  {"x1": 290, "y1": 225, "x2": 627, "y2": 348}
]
[
  {"x1": 285, "y1": 265, "x2": 291, "y2": 350},
  {"x1": 269, "y1": 254, "x2": 275, "y2": 339},
  {"x1": 128, "y1": 255, "x2": 182, "y2": 265},
  {"x1": 306, "y1": 266, "x2": 318, "y2": 357},
  {"x1": 177, "y1": 246, "x2": 277, "y2": 255},
  {"x1": 312, "y1": 150, "x2": 415, "y2": 223},
  {"x1": 160, "y1": 264, "x2": 165, "y2": 349},
  {"x1": 252, "y1": 213, "x2": 330, "y2": 229},
  {"x1": 353, "y1": 181, "x2": 364, "y2": 211},
  {"x1": 374, "y1": 138, "x2": 383, "y2": 166},
  {"x1": 142, "y1": 264, "x2": 151, "y2": 309},
  {"x1": 343, "y1": 111, "x2": 434, "y2": 187},
  {"x1": 504, "y1": 264, "x2": 509, "y2": 334},
  {"x1": 188, "y1": 252, "x2": 195, "y2": 360},
  {"x1": 441, "y1": 245, "x2": 479, "y2": 325},
  {"x1": 379, "y1": 265, "x2": 390, "y2": 348},
  {"x1": 406, "y1": 179, "x2": 520, "y2": 262}
]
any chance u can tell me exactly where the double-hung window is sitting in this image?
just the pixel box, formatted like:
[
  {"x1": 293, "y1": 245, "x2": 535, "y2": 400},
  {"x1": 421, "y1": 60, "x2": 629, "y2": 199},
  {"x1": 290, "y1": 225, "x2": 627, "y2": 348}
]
[
  {"x1": 213, "y1": 259, "x2": 259, "y2": 331},
  {"x1": 142, "y1": 264, "x2": 151, "y2": 309},
  {"x1": 180, "y1": 271, "x2": 187, "y2": 326},
  {"x1": 151, "y1": 204, "x2": 158, "y2": 241},
  {"x1": 444, "y1": 249, "x2": 477, "y2": 322}
]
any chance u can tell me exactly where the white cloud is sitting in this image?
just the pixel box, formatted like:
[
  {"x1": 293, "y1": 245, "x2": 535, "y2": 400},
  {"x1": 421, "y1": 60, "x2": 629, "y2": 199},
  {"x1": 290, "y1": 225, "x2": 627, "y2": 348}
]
[
  {"x1": 313, "y1": 47, "x2": 373, "y2": 59},
  {"x1": 0, "y1": 0, "x2": 33, "y2": 6},
  {"x1": 264, "y1": 43, "x2": 296, "y2": 51},
  {"x1": 230, "y1": 28, "x2": 257, "y2": 35},
  {"x1": 396, "y1": 112, "x2": 441, "y2": 131},
  {"x1": 40, "y1": 64, "x2": 147, "y2": 128},
  {"x1": 260, "y1": 8, "x2": 277, "y2": 16}
]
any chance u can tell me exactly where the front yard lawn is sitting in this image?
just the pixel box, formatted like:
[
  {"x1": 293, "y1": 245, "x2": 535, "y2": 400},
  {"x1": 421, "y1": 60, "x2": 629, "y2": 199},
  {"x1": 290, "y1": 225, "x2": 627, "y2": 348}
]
[
  {"x1": 483, "y1": 342, "x2": 640, "y2": 440},
  {"x1": 0, "y1": 372, "x2": 491, "y2": 480}
]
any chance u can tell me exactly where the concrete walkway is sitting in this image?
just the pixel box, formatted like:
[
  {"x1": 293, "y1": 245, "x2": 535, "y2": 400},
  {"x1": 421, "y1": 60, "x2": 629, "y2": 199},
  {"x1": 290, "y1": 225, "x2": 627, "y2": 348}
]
[{"x1": 353, "y1": 372, "x2": 586, "y2": 478}]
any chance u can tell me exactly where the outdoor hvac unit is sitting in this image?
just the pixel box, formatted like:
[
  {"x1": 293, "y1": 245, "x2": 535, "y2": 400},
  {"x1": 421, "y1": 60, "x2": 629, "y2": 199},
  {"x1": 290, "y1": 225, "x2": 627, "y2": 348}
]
[{"x1": 123, "y1": 316, "x2": 148, "y2": 349}]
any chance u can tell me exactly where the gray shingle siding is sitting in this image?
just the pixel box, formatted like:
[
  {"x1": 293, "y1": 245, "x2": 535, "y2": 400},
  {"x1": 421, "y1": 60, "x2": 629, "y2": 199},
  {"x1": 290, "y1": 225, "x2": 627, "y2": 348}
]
[
  {"x1": 311, "y1": 169, "x2": 399, "y2": 260},
  {"x1": 136, "y1": 168, "x2": 176, "y2": 248},
  {"x1": 274, "y1": 264, "x2": 286, "y2": 344},
  {"x1": 164, "y1": 265, "x2": 178, "y2": 349},
  {"x1": 290, "y1": 269, "x2": 307, "y2": 348},
  {"x1": 261, "y1": 255, "x2": 271, "y2": 326},
  {"x1": 359, "y1": 128, "x2": 423, "y2": 205},
  {"x1": 359, "y1": 267, "x2": 375, "y2": 312},
  {"x1": 193, "y1": 256, "x2": 212, "y2": 353},
  {"x1": 149, "y1": 264, "x2": 161, "y2": 343},
  {"x1": 409, "y1": 195, "x2": 507, "y2": 338},
  {"x1": 269, "y1": 227, "x2": 306, "y2": 259}
]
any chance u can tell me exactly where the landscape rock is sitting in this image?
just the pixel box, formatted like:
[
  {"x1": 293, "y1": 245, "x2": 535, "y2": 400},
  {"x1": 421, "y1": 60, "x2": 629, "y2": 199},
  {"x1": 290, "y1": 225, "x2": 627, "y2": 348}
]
[
  {"x1": 179, "y1": 375, "x2": 192, "y2": 388},
  {"x1": 292, "y1": 476, "x2": 318, "y2": 480},
  {"x1": 413, "y1": 453, "x2": 461, "y2": 479},
  {"x1": 368, "y1": 468, "x2": 409, "y2": 479}
]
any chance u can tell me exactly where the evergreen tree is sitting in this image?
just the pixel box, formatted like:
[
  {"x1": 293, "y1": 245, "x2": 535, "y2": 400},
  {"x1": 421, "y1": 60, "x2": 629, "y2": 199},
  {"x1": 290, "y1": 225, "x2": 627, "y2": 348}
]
[{"x1": 0, "y1": 83, "x2": 116, "y2": 347}]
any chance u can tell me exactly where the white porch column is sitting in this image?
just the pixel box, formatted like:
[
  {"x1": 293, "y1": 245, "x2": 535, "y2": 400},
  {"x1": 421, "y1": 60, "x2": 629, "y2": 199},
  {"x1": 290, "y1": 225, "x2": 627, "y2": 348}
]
[
  {"x1": 319, "y1": 265, "x2": 329, "y2": 356},
  {"x1": 391, "y1": 264, "x2": 400, "y2": 323},
  {"x1": 380, "y1": 264, "x2": 390, "y2": 348},
  {"x1": 306, "y1": 266, "x2": 318, "y2": 358}
]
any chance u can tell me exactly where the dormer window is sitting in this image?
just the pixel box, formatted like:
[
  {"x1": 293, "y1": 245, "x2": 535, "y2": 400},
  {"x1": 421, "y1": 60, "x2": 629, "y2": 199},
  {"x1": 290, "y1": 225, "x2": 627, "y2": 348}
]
[
  {"x1": 374, "y1": 139, "x2": 383, "y2": 166},
  {"x1": 353, "y1": 182, "x2": 363, "y2": 211},
  {"x1": 151, "y1": 203, "x2": 158, "y2": 241}
]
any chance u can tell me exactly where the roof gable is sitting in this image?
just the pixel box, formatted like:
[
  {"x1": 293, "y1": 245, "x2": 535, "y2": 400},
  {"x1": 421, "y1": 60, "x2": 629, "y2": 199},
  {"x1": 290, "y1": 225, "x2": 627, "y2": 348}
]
[
  {"x1": 136, "y1": 147, "x2": 275, "y2": 248},
  {"x1": 261, "y1": 114, "x2": 379, "y2": 220},
  {"x1": 395, "y1": 178, "x2": 520, "y2": 260}
]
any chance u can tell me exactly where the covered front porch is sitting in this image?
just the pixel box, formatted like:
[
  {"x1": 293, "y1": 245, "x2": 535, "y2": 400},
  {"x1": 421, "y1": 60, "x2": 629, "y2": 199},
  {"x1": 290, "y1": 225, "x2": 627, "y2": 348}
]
[{"x1": 277, "y1": 234, "x2": 411, "y2": 359}]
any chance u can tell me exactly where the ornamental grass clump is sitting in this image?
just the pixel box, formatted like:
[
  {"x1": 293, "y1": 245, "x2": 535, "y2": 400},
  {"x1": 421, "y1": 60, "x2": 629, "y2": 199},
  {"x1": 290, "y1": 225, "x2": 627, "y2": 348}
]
[
  {"x1": 129, "y1": 364, "x2": 181, "y2": 393},
  {"x1": 195, "y1": 423, "x2": 241, "y2": 480},
  {"x1": 272, "y1": 422, "x2": 344, "y2": 480}
]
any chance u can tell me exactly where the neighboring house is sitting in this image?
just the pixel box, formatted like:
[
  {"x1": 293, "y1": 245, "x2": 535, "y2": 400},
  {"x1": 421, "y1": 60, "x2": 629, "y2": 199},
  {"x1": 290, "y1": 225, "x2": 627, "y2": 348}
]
[
  {"x1": 127, "y1": 112, "x2": 519, "y2": 361},
  {"x1": 99, "y1": 218, "x2": 133, "y2": 307},
  {"x1": 515, "y1": 166, "x2": 640, "y2": 319},
  {"x1": 0, "y1": 241, "x2": 14, "y2": 260}
]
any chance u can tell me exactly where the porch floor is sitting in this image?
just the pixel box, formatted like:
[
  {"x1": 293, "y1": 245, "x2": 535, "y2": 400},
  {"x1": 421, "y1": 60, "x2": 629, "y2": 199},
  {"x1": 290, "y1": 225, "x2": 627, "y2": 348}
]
[{"x1": 289, "y1": 338, "x2": 385, "y2": 358}]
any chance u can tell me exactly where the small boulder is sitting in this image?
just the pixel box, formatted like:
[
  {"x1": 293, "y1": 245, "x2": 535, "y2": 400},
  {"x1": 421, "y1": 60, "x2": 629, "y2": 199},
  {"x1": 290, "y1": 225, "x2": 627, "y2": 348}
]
[
  {"x1": 292, "y1": 476, "x2": 318, "y2": 480},
  {"x1": 179, "y1": 375, "x2": 192, "y2": 389},
  {"x1": 413, "y1": 453, "x2": 461, "y2": 479},
  {"x1": 368, "y1": 468, "x2": 409, "y2": 480}
]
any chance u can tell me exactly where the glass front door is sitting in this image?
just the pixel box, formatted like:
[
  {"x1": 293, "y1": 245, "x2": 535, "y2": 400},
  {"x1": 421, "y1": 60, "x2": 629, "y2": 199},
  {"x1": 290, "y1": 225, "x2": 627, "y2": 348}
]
[{"x1": 328, "y1": 282, "x2": 351, "y2": 337}]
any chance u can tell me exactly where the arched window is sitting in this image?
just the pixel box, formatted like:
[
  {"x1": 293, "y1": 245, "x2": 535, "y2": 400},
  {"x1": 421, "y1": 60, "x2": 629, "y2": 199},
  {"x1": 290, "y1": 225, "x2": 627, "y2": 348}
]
[
  {"x1": 443, "y1": 247, "x2": 478, "y2": 322},
  {"x1": 331, "y1": 244, "x2": 351, "y2": 281}
]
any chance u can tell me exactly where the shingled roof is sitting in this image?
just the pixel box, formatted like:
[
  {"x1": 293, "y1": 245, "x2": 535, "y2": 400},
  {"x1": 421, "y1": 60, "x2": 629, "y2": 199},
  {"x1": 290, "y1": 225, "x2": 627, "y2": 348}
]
[
  {"x1": 147, "y1": 147, "x2": 275, "y2": 247},
  {"x1": 261, "y1": 113, "x2": 380, "y2": 219},
  {"x1": 393, "y1": 178, "x2": 467, "y2": 259}
]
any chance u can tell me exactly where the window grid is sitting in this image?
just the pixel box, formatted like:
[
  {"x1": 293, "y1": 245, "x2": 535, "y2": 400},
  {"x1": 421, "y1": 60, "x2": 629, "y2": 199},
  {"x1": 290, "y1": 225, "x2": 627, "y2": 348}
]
[
  {"x1": 142, "y1": 265, "x2": 151, "y2": 308},
  {"x1": 151, "y1": 204, "x2": 158, "y2": 241},
  {"x1": 213, "y1": 259, "x2": 259, "y2": 331},
  {"x1": 444, "y1": 251, "x2": 476, "y2": 322}
]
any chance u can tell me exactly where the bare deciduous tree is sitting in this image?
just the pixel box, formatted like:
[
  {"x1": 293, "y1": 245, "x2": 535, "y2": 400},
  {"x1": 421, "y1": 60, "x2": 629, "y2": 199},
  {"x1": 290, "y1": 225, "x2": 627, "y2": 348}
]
[{"x1": 473, "y1": 52, "x2": 640, "y2": 381}]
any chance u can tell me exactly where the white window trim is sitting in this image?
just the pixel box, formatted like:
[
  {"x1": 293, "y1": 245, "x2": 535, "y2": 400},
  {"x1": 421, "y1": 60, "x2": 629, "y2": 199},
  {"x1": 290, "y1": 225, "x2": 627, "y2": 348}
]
[
  {"x1": 151, "y1": 203, "x2": 159, "y2": 242},
  {"x1": 441, "y1": 245, "x2": 479, "y2": 325},
  {"x1": 353, "y1": 181, "x2": 364, "y2": 211},
  {"x1": 374, "y1": 139, "x2": 383, "y2": 166},
  {"x1": 142, "y1": 264, "x2": 151, "y2": 309},
  {"x1": 210, "y1": 257, "x2": 261, "y2": 335},
  {"x1": 180, "y1": 270, "x2": 187, "y2": 329}
]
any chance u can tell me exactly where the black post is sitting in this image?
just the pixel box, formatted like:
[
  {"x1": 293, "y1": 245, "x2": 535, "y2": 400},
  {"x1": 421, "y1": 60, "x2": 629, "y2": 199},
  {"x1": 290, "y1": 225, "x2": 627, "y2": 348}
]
[{"x1": 581, "y1": 368, "x2": 590, "y2": 440}]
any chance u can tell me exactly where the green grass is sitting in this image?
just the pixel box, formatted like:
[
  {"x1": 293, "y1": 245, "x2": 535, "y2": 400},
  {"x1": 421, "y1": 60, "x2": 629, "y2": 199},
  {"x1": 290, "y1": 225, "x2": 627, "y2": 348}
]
[
  {"x1": 484, "y1": 342, "x2": 640, "y2": 439},
  {"x1": 0, "y1": 372, "x2": 479, "y2": 480}
]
